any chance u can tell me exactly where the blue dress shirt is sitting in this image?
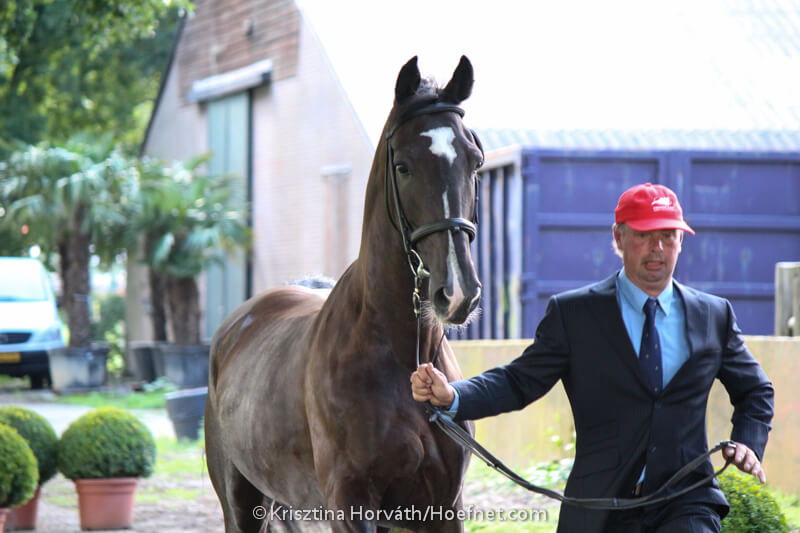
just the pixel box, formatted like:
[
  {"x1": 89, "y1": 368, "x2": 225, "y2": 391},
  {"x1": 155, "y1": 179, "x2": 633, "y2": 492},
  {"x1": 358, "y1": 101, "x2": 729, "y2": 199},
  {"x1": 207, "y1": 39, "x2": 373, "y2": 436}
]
[{"x1": 616, "y1": 268, "x2": 691, "y2": 389}]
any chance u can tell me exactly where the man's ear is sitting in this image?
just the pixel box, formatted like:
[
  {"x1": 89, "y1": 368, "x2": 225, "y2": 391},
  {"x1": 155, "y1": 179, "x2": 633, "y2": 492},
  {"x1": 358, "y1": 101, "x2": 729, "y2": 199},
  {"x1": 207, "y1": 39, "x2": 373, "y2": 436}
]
[{"x1": 613, "y1": 224, "x2": 623, "y2": 245}]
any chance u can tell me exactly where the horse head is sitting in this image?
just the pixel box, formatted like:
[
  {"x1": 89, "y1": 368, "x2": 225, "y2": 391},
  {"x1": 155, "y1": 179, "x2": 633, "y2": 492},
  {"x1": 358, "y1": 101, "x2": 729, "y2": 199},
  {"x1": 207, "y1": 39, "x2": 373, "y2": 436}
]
[{"x1": 385, "y1": 56, "x2": 483, "y2": 325}]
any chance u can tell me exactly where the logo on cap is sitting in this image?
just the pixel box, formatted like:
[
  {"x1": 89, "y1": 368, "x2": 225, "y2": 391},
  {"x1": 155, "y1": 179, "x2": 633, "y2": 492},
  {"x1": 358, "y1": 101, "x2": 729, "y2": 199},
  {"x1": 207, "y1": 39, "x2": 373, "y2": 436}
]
[{"x1": 651, "y1": 197, "x2": 673, "y2": 211}]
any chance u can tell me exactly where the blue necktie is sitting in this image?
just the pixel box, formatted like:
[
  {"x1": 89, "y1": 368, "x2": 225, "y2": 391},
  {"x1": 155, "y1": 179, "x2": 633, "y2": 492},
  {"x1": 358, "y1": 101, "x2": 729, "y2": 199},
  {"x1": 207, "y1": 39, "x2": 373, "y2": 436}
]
[{"x1": 640, "y1": 298, "x2": 663, "y2": 394}]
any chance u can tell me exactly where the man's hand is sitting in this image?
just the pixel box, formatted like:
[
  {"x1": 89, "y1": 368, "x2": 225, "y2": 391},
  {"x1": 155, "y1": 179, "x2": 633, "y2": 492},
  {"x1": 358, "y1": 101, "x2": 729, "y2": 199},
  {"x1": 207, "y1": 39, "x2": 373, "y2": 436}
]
[
  {"x1": 410, "y1": 363, "x2": 455, "y2": 407},
  {"x1": 724, "y1": 442, "x2": 766, "y2": 483}
]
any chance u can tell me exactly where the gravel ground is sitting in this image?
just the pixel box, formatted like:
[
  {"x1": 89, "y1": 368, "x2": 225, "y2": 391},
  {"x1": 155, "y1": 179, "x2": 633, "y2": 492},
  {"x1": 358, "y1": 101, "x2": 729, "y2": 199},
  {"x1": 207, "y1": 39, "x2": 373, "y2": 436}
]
[{"x1": 30, "y1": 464, "x2": 556, "y2": 533}]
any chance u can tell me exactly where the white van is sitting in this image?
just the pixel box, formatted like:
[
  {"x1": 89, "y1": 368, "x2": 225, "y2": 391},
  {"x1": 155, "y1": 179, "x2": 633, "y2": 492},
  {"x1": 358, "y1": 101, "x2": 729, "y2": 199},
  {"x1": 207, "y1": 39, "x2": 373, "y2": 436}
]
[{"x1": 0, "y1": 257, "x2": 65, "y2": 388}]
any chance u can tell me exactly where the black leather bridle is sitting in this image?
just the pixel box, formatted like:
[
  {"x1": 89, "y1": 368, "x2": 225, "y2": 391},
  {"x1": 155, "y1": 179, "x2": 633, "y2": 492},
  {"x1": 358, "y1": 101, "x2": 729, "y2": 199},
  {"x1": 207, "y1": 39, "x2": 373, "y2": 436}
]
[{"x1": 384, "y1": 100, "x2": 482, "y2": 261}]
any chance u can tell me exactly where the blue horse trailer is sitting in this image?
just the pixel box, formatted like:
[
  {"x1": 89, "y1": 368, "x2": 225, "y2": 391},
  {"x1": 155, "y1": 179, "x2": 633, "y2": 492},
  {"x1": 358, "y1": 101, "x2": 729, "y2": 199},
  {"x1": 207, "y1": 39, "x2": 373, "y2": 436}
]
[{"x1": 457, "y1": 131, "x2": 800, "y2": 339}]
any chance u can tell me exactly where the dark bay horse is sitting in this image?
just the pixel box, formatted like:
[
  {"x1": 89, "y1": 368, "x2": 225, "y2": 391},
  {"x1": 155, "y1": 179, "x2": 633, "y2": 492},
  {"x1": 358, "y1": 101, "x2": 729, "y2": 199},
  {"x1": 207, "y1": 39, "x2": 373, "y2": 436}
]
[{"x1": 205, "y1": 56, "x2": 483, "y2": 533}]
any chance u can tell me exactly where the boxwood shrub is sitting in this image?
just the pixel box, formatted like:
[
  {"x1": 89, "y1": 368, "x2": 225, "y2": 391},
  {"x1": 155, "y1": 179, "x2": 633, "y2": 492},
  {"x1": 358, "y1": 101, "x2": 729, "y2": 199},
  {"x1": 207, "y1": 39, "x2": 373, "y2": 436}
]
[
  {"x1": 57, "y1": 406, "x2": 156, "y2": 480},
  {"x1": 0, "y1": 406, "x2": 59, "y2": 485},
  {"x1": 719, "y1": 469, "x2": 789, "y2": 533},
  {"x1": 0, "y1": 423, "x2": 38, "y2": 508}
]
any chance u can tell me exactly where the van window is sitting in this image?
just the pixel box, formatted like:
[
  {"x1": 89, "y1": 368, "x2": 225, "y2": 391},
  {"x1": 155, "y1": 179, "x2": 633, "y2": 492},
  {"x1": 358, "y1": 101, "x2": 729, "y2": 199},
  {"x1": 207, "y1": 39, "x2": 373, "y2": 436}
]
[{"x1": 0, "y1": 262, "x2": 50, "y2": 302}]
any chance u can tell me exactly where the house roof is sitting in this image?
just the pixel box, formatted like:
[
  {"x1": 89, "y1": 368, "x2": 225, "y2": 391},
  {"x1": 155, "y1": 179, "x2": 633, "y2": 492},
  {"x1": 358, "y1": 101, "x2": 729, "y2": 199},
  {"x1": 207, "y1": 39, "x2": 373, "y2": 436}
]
[
  {"x1": 475, "y1": 128, "x2": 800, "y2": 152},
  {"x1": 297, "y1": 0, "x2": 800, "y2": 149}
]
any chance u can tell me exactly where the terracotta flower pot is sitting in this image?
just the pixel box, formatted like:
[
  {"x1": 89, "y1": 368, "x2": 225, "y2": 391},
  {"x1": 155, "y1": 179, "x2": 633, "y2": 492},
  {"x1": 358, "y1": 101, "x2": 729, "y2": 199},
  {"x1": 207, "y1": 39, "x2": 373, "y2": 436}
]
[
  {"x1": 74, "y1": 478, "x2": 138, "y2": 530},
  {"x1": 8, "y1": 485, "x2": 41, "y2": 530},
  {"x1": 0, "y1": 508, "x2": 9, "y2": 533}
]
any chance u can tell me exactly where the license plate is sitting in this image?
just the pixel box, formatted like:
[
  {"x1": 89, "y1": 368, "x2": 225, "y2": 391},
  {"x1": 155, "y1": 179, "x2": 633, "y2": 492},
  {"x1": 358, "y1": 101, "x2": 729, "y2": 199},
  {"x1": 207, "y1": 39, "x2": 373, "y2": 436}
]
[{"x1": 0, "y1": 352, "x2": 20, "y2": 363}]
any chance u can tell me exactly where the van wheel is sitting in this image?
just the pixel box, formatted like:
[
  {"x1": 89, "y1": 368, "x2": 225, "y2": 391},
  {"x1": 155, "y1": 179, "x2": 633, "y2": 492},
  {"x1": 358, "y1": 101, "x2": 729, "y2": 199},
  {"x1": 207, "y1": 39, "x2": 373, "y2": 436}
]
[{"x1": 29, "y1": 373, "x2": 49, "y2": 390}]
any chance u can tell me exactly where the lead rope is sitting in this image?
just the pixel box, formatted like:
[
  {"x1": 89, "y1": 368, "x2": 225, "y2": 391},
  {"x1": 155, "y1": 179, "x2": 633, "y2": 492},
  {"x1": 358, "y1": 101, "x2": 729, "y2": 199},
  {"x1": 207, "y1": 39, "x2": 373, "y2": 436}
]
[{"x1": 407, "y1": 249, "x2": 735, "y2": 510}]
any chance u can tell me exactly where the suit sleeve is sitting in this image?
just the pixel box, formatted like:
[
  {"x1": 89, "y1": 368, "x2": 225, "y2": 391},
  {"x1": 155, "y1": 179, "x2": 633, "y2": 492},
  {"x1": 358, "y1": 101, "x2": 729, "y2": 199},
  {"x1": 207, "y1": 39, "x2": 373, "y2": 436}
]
[
  {"x1": 451, "y1": 296, "x2": 570, "y2": 422},
  {"x1": 717, "y1": 300, "x2": 774, "y2": 460}
]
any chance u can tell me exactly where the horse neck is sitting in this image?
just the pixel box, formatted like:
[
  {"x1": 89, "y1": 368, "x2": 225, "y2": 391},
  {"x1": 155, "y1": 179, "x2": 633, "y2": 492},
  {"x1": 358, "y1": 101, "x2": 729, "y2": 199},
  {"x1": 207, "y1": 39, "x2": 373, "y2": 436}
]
[{"x1": 346, "y1": 140, "x2": 444, "y2": 366}]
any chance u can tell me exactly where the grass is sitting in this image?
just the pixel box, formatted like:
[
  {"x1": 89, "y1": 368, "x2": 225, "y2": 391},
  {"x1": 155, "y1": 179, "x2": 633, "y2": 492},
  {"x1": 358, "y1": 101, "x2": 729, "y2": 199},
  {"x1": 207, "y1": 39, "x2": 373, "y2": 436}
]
[
  {"x1": 153, "y1": 436, "x2": 207, "y2": 476},
  {"x1": 0, "y1": 374, "x2": 29, "y2": 390},
  {"x1": 54, "y1": 389, "x2": 168, "y2": 410},
  {"x1": 462, "y1": 458, "x2": 565, "y2": 532},
  {"x1": 137, "y1": 486, "x2": 201, "y2": 504},
  {"x1": 466, "y1": 519, "x2": 556, "y2": 533},
  {"x1": 0, "y1": 374, "x2": 20, "y2": 386}
]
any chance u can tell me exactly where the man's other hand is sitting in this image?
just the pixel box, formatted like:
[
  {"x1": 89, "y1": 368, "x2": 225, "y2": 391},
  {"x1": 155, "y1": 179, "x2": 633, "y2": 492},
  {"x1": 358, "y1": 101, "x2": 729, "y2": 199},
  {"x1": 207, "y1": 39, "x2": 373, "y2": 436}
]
[{"x1": 724, "y1": 442, "x2": 767, "y2": 483}]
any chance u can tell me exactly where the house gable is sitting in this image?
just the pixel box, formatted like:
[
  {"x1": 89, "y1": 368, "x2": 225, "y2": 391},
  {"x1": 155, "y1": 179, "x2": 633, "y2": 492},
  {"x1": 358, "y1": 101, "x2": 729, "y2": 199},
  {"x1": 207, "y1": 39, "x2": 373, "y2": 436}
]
[{"x1": 177, "y1": 0, "x2": 299, "y2": 106}]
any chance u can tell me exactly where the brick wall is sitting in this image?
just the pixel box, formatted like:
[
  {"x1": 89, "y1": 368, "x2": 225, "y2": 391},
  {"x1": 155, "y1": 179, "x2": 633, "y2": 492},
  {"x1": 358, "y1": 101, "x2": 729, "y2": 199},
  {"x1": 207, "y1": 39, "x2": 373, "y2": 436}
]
[{"x1": 177, "y1": 0, "x2": 299, "y2": 103}]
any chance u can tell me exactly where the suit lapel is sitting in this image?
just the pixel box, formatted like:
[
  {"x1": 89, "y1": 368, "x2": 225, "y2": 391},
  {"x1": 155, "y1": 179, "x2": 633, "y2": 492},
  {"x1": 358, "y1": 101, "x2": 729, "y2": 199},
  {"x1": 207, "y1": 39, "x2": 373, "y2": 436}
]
[
  {"x1": 588, "y1": 273, "x2": 652, "y2": 391},
  {"x1": 674, "y1": 281, "x2": 711, "y2": 359}
]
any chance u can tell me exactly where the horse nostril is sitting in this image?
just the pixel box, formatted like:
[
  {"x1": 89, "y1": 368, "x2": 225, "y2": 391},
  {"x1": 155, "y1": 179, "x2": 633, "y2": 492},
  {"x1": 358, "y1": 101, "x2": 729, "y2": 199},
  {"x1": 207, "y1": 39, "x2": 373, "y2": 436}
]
[
  {"x1": 468, "y1": 287, "x2": 482, "y2": 312},
  {"x1": 434, "y1": 286, "x2": 453, "y2": 310}
]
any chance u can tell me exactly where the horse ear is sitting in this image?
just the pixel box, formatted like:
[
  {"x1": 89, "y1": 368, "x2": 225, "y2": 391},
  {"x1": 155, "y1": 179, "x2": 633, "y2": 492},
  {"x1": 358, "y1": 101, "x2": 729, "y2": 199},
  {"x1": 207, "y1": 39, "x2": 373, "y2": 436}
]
[
  {"x1": 441, "y1": 55, "x2": 474, "y2": 104},
  {"x1": 395, "y1": 56, "x2": 421, "y2": 104}
]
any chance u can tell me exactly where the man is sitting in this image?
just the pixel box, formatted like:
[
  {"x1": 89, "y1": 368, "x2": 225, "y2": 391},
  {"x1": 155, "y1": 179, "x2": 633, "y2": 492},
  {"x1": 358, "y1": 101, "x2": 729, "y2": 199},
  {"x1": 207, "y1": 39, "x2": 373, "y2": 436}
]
[{"x1": 411, "y1": 183, "x2": 774, "y2": 532}]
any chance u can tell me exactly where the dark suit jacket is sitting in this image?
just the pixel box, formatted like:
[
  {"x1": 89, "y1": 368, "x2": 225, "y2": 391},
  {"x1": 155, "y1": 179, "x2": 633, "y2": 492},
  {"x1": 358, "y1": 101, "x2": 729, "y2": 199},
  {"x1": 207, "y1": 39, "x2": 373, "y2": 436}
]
[{"x1": 451, "y1": 273, "x2": 774, "y2": 533}]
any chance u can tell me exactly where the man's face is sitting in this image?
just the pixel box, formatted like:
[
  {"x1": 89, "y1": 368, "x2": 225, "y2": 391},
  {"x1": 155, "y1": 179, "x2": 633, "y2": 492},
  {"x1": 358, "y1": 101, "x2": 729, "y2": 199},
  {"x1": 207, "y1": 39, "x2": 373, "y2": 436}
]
[{"x1": 614, "y1": 225, "x2": 683, "y2": 297}]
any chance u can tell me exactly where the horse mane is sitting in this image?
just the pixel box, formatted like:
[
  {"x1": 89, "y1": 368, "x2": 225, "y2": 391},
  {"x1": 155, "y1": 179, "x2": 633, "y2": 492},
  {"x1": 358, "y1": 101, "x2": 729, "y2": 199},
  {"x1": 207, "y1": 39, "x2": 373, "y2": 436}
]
[{"x1": 416, "y1": 77, "x2": 439, "y2": 97}]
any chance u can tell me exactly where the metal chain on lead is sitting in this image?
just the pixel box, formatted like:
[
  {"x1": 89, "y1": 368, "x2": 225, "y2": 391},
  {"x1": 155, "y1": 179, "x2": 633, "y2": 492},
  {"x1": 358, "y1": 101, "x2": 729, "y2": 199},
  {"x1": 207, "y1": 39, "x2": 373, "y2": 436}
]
[
  {"x1": 407, "y1": 249, "x2": 429, "y2": 319},
  {"x1": 407, "y1": 248, "x2": 430, "y2": 369}
]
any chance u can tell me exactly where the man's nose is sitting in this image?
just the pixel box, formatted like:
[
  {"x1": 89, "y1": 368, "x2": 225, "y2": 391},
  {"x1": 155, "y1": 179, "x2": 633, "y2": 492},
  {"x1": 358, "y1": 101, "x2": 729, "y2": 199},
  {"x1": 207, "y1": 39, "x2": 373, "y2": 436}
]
[{"x1": 649, "y1": 235, "x2": 664, "y2": 250}]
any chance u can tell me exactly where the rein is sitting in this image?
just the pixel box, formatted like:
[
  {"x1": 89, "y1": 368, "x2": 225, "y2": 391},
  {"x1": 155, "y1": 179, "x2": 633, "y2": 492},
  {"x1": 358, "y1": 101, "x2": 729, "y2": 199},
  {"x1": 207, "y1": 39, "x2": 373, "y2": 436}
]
[{"x1": 392, "y1": 101, "x2": 736, "y2": 511}]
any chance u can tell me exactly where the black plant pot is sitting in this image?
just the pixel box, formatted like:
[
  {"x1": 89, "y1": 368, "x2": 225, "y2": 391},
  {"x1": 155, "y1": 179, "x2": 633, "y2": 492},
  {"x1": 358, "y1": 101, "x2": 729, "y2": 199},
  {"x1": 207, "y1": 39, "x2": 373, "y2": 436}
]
[
  {"x1": 129, "y1": 341, "x2": 158, "y2": 383},
  {"x1": 165, "y1": 386, "x2": 208, "y2": 440},
  {"x1": 47, "y1": 343, "x2": 109, "y2": 392},
  {"x1": 158, "y1": 343, "x2": 210, "y2": 389},
  {"x1": 152, "y1": 341, "x2": 167, "y2": 380}
]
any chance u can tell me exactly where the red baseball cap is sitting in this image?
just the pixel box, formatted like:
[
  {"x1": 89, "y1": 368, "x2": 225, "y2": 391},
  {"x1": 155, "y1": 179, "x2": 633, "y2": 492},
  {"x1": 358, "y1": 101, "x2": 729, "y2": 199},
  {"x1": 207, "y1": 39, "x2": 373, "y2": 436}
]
[{"x1": 614, "y1": 183, "x2": 695, "y2": 235}]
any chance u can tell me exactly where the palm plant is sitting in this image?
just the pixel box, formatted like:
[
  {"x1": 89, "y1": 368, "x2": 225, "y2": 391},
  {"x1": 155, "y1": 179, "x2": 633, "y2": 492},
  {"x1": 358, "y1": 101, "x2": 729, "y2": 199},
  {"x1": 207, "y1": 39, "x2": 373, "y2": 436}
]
[
  {"x1": 0, "y1": 140, "x2": 134, "y2": 348},
  {"x1": 134, "y1": 157, "x2": 250, "y2": 345}
]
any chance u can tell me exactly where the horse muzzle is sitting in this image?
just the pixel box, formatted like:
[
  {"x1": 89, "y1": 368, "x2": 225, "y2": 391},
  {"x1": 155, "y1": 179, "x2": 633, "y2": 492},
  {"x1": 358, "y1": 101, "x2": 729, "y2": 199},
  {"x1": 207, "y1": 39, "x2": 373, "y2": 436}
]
[{"x1": 431, "y1": 278, "x2": 481, "y2": 325}]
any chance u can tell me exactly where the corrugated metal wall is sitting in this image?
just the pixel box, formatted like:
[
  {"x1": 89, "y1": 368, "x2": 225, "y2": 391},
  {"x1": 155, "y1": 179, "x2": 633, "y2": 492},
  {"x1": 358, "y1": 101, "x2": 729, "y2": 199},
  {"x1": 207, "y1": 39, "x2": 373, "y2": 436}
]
[{"x1": 455, "y1": 148, "x2": 800, "y2": 338}]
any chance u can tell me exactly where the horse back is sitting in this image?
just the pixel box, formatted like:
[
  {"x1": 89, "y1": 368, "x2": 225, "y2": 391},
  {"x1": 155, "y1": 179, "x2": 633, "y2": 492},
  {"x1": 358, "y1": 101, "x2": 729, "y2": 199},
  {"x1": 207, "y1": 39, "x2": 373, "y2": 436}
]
[{"x1": 209, "y1": 286, "x2": 326, "y2": 385}]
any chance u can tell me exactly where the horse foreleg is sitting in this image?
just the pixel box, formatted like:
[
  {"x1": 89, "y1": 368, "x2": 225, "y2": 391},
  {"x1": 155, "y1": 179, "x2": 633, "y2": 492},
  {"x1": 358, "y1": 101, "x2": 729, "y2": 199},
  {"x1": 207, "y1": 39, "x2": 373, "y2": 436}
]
[
  {"x1": 322, "y1": 479, "x2": 382, "y2": 533},
  {"x1": 423, "y1": 493, "x2": 465, "y2": 533}
]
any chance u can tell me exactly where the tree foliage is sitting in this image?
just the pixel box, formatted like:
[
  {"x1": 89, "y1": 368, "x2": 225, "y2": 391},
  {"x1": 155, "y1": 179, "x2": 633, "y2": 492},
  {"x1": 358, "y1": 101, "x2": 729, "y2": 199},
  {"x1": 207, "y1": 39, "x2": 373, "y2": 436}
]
[
  {"x1": 0, "y1": 0, "x2": 190, "y2": 152},
  {"x1": 0, "y1": 138, "x2": 138, "y2": 347},
  {"x1": 135, "y1": 157, "x2": 251, "y2": 344}
]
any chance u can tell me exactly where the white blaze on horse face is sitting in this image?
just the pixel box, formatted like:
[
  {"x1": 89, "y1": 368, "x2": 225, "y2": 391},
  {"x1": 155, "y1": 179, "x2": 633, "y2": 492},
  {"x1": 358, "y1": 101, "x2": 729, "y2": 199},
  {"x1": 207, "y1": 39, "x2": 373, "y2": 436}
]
[
  {"x1": 421, "y1": 127, "x2": 457, "y2": 166},
  {"x1": 442, "y1": 191, "x2": 465, "y2": 314}
]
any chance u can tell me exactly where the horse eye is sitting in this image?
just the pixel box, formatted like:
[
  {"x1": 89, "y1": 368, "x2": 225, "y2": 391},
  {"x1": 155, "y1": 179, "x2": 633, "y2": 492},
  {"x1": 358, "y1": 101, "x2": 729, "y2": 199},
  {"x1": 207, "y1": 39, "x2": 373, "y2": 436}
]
[
  {"x1": 476, "y1": 158, "x2": 484, "y2": 170},
  {"x1": 395, "y1": 164, "x2": 409, "y2": 175}
]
